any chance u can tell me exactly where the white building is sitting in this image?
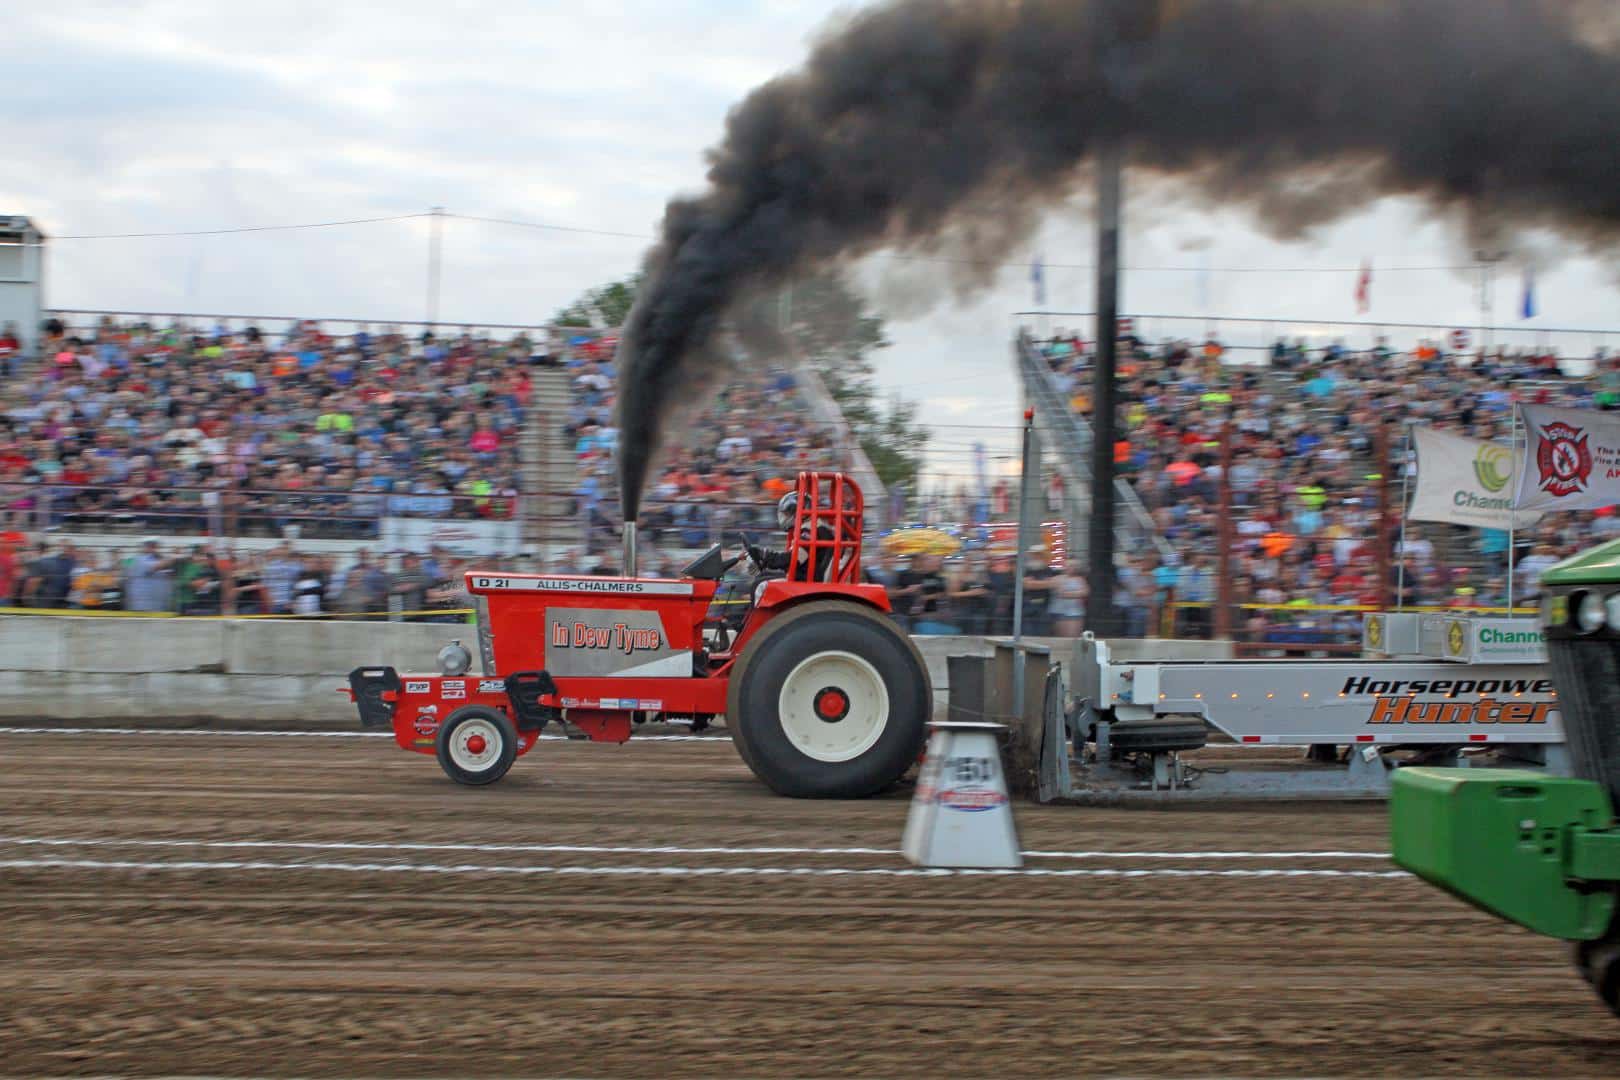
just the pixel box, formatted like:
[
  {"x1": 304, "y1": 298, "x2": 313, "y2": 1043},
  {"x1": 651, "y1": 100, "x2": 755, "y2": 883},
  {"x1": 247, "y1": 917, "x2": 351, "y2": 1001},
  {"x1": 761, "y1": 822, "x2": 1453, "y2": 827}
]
[{"x1": 0, "y1": 215, "x2": 46, "y2": 360}]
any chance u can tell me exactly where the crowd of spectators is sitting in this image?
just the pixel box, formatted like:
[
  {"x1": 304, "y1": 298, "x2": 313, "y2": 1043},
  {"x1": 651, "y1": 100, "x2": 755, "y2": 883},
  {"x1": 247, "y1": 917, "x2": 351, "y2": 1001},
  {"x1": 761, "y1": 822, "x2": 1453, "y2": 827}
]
[
  {"x1": 561, "y1": 338, "x2": 853, "y2": 548},
  {"x1": 2, "y1": 315, "x2": 858, "y2": 558},
  {"x1": 0, "y1": 535, "x2": 496, "y2": 619},
  {"x1": 2, "y1": 316, "x2": 541, "y2": 537},
  {"x1": 863, "y1": 549, "x2": 1091, "y2": 638},
  {"x1": 16, "y1": 308, "x2": 1620, "y2": 647},
  {"x1": 1031, "y1": 327, "x2": 1620, "y2": 646}
]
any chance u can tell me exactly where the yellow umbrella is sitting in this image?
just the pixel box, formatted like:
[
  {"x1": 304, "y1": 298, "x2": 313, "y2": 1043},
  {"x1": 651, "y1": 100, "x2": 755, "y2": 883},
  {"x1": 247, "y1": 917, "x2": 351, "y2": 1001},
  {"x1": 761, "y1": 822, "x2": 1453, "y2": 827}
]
[{"x1": 882, "y1": 528, "x2": 963, "y2": 556}]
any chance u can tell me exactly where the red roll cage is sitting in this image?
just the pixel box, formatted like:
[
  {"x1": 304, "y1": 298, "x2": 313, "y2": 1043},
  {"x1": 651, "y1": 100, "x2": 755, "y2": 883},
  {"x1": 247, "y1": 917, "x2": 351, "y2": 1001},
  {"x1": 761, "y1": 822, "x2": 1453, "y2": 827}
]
[{"x1": 785, "y1": 471, "x2": 864, "y2": 585}]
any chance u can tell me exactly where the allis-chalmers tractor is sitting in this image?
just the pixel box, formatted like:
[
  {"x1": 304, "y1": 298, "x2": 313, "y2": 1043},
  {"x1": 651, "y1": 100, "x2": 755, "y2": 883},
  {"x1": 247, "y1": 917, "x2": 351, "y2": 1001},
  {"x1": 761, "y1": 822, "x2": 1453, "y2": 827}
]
[
  {"x1": 1392, "y1": 540, "x2": 1620, "y2": 1017},
  {"x1": 344, "y1": 472, "x2": 932, "y2": 798}
]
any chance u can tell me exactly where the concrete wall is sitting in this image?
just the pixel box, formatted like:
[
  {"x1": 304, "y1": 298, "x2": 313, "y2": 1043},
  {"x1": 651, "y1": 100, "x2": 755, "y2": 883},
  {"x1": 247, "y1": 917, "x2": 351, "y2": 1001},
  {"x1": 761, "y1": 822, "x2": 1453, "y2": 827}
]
[
  {"x1": 0, "y1": 616, "x2": 1232, "y2": 727},
  {"x1": 0, "y1": 617, "x2": 470, "y2": 725}
]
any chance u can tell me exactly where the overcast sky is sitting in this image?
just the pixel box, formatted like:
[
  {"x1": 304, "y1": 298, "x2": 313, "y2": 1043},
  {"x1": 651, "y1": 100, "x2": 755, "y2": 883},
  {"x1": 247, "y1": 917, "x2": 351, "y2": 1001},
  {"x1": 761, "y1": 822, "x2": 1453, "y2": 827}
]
[{"x1": 7, "y1": 0, "x2": 1619, "y2": 486}]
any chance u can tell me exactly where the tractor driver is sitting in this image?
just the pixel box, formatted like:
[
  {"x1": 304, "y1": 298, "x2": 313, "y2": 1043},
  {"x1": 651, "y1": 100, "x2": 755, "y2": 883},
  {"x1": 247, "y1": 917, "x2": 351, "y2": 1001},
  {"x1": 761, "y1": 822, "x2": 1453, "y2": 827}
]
[{"x1": 745, "y1": 492, "x2": 840, "y2": 583}]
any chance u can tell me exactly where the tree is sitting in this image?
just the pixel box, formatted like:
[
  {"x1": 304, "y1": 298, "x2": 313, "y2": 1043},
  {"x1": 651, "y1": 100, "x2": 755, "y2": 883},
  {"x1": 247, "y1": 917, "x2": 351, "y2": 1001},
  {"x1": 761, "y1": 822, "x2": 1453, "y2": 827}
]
[
  {"x1": 768, "y1": 274, "x2": 929, "y2": 492},
  {"x1": 555, "y1": 270, "x2": 929, "y2": 490},
  {"x1": 554, "y1": 273, "x2": 641, "y2": 328}
]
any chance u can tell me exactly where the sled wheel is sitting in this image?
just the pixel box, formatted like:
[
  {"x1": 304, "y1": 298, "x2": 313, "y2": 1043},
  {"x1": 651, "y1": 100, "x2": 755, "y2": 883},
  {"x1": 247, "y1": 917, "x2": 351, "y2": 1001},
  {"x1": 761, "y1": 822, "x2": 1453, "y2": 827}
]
[
  {"x1": 728, "y1": 600, "x2": 930, "y2": 798},
  {"x1": 1105, "y1": 718, "x2": 1209, "y2": 755},
  {"x1": 436, "y1": 705, "x2": 519, "y2": 786}
]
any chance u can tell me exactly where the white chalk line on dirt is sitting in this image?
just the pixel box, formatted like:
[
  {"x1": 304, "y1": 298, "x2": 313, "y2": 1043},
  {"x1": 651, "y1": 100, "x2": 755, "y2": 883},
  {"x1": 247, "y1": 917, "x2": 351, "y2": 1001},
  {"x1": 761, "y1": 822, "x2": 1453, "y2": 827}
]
[
  {"x1": 0, "y1": 856, "x2": 1411, "y2": 880},
  {"x1": 0, "y1": 836, "x2": 1392, "y2": 862},
  {"x1": 0, "y1": 726, "x2": 727, "y2": 742}
]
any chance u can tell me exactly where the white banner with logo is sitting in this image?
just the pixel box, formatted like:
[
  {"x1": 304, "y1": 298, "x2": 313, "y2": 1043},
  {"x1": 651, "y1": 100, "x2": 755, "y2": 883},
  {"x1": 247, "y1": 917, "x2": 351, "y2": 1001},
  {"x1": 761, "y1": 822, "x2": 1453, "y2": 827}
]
[
  {"x1": 1408, "y1": 425, "x2": 1541, "y2": 529},
  {"x1": 1514, "y1": 404, "x2": 1620, "y2": 512},
  {"x1": 380, "y1": 517, "x2": 524, "y2": 555}
]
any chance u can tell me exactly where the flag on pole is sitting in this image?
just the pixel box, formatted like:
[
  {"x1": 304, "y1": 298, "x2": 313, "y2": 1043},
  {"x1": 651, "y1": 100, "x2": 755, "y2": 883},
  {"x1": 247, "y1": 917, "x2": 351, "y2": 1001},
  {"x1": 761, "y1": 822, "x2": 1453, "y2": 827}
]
[
  {"x1": 1513, "y1": 404, "x2": 1620, "y2": 512},
  {"x1": 1355, "y1": 260, "x2": 1371, "y2": 314},
  {"x1": 1031, "y1": 254, "x2": 1046, "y2": 307},
  {"x1": 1408, "y1": 425, "x2": 1541, "y2": 529},
  {"x1": 1521, "y1": 266, "x2": 1537, "y2": 320}
]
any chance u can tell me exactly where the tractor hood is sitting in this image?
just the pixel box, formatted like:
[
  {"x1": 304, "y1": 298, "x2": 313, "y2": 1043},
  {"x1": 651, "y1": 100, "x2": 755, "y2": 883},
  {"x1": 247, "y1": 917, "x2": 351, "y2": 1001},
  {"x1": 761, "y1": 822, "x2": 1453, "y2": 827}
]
[{"x1": 1542, "y1": 538, "x2": 1620, "y2": 588}]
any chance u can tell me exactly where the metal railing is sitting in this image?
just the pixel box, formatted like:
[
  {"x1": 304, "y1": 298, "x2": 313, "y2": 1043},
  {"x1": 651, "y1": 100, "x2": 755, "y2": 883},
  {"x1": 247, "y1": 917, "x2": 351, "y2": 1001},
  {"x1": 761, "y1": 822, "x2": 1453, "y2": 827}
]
[
  {"x1": 1015, "y1": 310, "x2": 1620, "y2": 375},
  {"x1": 0, "y1": 480, "x2": 798, "y2": 548},
  {"x1": 1014, "y1": 332, "x2": 1171, "y2": 562},
  {"x1": 47, "y1": 308, "x2": 566, "y2": 342}
]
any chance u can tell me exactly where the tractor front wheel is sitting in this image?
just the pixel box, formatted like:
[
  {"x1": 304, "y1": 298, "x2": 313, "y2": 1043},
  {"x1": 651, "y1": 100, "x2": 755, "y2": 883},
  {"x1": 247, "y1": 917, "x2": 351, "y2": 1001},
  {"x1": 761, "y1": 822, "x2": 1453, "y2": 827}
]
[
  {"x1": 436, "y1": 705, "x2": 519, "y2": 786},
  {"x1": 728, "y1": 601, "x2": 930, "y2": 798}
]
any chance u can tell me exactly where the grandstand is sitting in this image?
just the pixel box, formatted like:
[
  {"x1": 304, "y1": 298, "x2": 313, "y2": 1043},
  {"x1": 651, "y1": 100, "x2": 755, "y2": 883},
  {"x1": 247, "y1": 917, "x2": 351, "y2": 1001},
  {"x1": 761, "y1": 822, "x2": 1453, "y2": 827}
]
[
  {"x1": 0, "y1": 309, "x2": 879, "y2": 615},
  {"x1": 9, "y1": 302, "x2": 1620, "y2": 642},
  {"x1": 1017, "y1": 315, "x2": 1620, "y2": 651}
]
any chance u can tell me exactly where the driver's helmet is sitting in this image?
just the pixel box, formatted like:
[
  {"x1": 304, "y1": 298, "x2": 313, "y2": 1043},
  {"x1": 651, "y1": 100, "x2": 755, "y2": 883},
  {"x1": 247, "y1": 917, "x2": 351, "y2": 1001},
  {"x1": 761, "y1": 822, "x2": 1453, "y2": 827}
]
[{"x1": 776, "y1": 492, "x2": 799, "y2": 531}]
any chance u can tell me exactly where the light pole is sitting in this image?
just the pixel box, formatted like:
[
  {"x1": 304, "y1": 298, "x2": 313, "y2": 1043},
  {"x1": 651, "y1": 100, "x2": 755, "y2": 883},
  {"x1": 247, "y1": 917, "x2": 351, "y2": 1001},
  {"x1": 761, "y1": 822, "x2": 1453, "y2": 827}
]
[
  {"x1": 426, "y1": 206, "x2": 445, "y2": 327},
  {"x1": 1475, "y1": 247, "x2": 1507, "y2": 355},
  {"x1": 1088, "y1": 144, "x2": 1123, "y2": 637}
]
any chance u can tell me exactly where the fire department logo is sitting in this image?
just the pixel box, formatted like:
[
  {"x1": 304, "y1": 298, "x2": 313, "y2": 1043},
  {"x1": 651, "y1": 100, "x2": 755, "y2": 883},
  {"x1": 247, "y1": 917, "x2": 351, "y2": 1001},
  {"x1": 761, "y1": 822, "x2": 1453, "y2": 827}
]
[{"x1": 1535, "y1": 421, "x2": 1593, "y2": 498}]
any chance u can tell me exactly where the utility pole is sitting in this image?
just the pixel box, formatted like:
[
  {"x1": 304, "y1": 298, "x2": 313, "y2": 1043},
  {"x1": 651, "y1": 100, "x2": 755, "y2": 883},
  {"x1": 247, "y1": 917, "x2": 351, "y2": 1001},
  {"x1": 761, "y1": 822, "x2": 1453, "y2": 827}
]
[
  {"x1": 426, "y1": 206, "x2": 445, "y2": 327},
  {"x1": 1215, "y1": 418, "x2": 1233, "y2": 641},
  {"x1": 1088, "y1": 144, "x2": 1123, "y2": 637},
  {"x1": 1475, "y1": 247, "x2": 1507, "y2": 356},
  {"x1": 1012, "y1": 407, "x2": 1035, "y2": 719}
]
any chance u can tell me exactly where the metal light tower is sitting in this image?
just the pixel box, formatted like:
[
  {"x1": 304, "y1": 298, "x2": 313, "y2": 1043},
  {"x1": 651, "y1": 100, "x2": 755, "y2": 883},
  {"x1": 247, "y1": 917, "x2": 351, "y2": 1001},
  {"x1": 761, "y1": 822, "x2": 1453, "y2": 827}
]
[
  {"x1": 426, "y1": 206, "x2": 445, "y2": 327},
  {"x1": 1088, "y1": 145, "x2": 1123, "y2": 637}
]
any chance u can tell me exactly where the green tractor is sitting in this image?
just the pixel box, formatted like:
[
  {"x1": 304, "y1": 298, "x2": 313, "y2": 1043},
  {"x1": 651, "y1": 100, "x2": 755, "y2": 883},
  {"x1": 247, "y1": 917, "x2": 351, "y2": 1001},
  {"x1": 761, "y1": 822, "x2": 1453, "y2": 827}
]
[{"x1": 1392, "y1": 540, "x2": 1620, "y2": 1016}]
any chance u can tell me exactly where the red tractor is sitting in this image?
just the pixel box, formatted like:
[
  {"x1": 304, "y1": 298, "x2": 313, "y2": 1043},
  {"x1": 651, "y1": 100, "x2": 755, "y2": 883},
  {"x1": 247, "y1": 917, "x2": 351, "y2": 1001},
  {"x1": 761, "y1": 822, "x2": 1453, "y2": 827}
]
[{"x1": 344, "y1": 472, "x2": 932, "y2": 797}]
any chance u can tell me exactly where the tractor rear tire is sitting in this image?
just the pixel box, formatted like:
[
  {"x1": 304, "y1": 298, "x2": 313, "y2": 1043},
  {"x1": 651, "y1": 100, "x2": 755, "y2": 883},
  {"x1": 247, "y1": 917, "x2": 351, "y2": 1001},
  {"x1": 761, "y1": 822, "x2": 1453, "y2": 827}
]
[
  {"x1": 436, "y1": 705, "x2": 518, "y2": 786},
  {"x1": 1583, "y1": 942, "x2": 1620, "y2": 1017},
  {"x1": 1575, "y1": 930, "x2": 1620, "y2": 1017},
  {"x1": 728, "y1": 600, "x2": 930, "y2": 799}
]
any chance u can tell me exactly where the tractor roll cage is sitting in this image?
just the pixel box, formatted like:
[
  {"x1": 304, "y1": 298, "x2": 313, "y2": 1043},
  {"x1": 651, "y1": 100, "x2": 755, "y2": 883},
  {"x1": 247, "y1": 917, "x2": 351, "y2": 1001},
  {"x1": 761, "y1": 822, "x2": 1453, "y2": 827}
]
[{"x1": 786, "y1": 472, "x2": 864, "y2": 585}]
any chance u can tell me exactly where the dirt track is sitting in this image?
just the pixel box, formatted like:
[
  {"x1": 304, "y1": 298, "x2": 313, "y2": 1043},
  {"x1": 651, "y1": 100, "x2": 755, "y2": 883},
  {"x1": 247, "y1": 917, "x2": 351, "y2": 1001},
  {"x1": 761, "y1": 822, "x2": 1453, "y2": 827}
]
[{"x1": 2, "y1": 729, "x2": 1618, "y2": 1078}]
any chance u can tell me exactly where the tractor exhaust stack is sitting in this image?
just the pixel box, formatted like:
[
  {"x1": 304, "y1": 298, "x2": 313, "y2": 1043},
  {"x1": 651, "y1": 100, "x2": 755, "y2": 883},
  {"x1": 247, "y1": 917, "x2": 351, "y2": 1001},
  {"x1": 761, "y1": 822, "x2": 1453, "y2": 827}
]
[{"x1": 622, "y1": 520, "x2": 637, "y2": 577}]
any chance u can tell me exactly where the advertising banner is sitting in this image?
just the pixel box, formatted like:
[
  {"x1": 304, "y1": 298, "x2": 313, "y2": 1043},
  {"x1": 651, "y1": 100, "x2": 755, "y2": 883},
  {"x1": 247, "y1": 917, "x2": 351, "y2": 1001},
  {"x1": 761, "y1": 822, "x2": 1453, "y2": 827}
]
[
  {"x1": 380, "y1": 517, "x2": 523, "y2": 555},
  {"x1": 1130, "y1": 660, "x2": 1563, "y2": 745},
  {"x1": 1513, "y1": 404, "x2": 1620, "y2": 512},
  {"x1": 1408, "y1": 425, "x2": 1541, "y2": 529}
]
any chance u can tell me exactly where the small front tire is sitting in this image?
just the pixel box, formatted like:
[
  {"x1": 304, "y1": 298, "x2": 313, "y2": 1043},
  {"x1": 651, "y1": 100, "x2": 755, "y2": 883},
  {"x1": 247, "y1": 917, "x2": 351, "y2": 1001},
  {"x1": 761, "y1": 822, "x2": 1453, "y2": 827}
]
[{"x1": 436, "y1": 706, "x2": 518, "y2": 786}]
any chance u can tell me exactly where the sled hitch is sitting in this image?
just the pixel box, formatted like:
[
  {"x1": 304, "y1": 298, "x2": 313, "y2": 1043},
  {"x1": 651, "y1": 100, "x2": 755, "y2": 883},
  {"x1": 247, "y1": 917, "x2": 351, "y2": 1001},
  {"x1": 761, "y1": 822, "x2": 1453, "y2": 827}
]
[
  {"x1": 348, "y1": 666, "x2": 402, "y2": 728},
  {"x1": 505, "y1": 670, "x2": 560, "y2": 732}
]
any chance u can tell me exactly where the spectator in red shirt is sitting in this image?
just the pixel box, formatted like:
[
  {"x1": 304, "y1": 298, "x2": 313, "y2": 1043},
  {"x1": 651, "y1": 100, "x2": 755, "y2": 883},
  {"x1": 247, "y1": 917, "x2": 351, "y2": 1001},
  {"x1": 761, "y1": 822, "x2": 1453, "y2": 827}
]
[
  {"x1": 0, "y1": 322, "x2": 20, "y2": 377},
  {"x1": 0, "y1": 534, "x2": 18, "y2": 604},
  {"x1": 469, "y1": 423, "x2": 500, "y2": 455}
]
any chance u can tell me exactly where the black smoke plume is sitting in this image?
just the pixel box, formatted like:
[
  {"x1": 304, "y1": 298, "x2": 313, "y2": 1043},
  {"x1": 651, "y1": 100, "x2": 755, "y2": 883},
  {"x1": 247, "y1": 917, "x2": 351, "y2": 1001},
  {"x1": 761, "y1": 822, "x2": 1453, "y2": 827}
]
[{"x1": 617, "y1": 0, "x2": 1620, "y2": 517}]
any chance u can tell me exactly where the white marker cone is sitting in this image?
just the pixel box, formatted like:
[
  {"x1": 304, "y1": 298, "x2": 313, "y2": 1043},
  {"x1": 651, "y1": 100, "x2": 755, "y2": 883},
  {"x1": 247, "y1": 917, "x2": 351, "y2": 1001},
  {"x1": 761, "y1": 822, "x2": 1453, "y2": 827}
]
[{"x1": 902, "y1": 721, "x2": 1022, "y2": 869}]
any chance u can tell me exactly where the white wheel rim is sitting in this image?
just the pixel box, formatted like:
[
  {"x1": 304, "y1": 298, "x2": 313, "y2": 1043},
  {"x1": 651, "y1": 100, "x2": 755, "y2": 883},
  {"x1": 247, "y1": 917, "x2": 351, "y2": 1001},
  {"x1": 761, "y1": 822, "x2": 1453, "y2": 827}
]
[
  {"x1": 448, "y1": 717, "x2": 502, "y2": 773},
  {"x1": 776, "y1": 650, "x2": 890, "y2": 763}
]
